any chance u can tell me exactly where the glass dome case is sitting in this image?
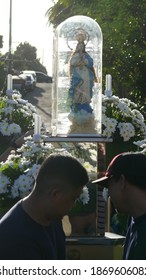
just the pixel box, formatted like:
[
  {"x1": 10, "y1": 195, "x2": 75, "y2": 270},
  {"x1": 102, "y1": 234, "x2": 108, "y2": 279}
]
[{"x1": 51, "y1": 15, "x2": 103, "y2": 137}]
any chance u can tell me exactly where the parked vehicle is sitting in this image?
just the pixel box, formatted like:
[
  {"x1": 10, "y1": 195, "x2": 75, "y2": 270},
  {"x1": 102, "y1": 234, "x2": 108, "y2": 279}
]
[
  {"x1": 35, "y1": 71, "x2": 52, "y2": 83},
  {"x1": 19, "y1": 74, "x2": 35, "y2": 92},
  {"x1": 12, "y1": 75, "x2": 26, "y2": 95},
  {"x1": 20, "y1": 70, "x2": 37, "y2": 86}
]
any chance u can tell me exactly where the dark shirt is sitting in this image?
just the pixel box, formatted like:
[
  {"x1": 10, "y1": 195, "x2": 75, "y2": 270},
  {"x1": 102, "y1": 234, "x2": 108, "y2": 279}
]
[
  {"x1": 123, "y1": 214, "x2": 146, "y2": 260},
  {"x1": 0, "y1": 200, "x2": 66, "y2": 260}
]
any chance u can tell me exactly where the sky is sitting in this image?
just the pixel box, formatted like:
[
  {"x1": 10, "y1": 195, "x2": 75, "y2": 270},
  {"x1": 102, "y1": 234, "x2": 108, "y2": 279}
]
[{"x1": 0, "y1": 0, "x2": 54, "y2": 75}]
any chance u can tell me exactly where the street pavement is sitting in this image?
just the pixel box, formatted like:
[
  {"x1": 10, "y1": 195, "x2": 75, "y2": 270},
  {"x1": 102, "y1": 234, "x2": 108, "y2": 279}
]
[{"x1": 24, "y1": 82, "x2": 52, "y2": 132}]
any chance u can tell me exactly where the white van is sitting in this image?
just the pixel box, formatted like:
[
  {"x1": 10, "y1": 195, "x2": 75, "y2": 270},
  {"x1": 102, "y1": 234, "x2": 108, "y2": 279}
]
[{"x1": 20, "y1": 70, "x2": 37, "y2": 86}]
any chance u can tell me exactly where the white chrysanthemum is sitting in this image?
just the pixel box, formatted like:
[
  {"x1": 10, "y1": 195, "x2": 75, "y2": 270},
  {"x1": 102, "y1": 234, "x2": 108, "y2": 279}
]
[
  {"x1": 31, "y1": 144, "x2": 42, "y2": 153},
  {"x1": 29, "y1": 164, "x2": 41, "y2": 179},
  {"x1": 106, "y1": 118, "x2": 117, "y2": 133},
  {"x1": 132, "y1": 109, "x2": 144, "y2": 121},
  {"x1": 118, "y1": 122, "x2": 135, "y2": 141},
  {"x1": 102, "y1": 94, "x2": 145, "y2": 142},
  {"x1": 19, "y1": 108, "x2": 31, "y2": 117},
  {"x1": 5, "y1": 153, "x2": 21, "y2": 163},
  {"x1": 102, "y1": 115, "x2": 117, "y2": 129},
  {"x1": 12, "y1": 93, "x2": 22, "y2": 99},
  {"x1": 14, "y1": 174, "x2": 34, "y2": 193},
  {"x1": 103, "y1": 128, "x2": 113, "y2": 138},
  {"x1": 0, "y1": 122, "x2": 10, "y2": 136},
  {"x1": 8, "y1": 123, "x2": 21, "y2": 134},
  {"x1": 18, "y1": 158, "x2": 30, "y2": 170},
  {"x1": 11, "y1": 185, "x2": 19, "y2": 198},
  {"x1": 117, "y1": 101, "x2": 132, "y2": 116},
  {"x1": 79, "y1": 186, "x2": 90, "y2": 205},
  {"x1": 0, "y1": 174, "x2": 10, "y2": 194},
  {"x1": 22, "y1": 151, "x2": 33, "y2": 158},
  {"x1": 89, "y1": 151, "x2": 97, "y2": 162}
]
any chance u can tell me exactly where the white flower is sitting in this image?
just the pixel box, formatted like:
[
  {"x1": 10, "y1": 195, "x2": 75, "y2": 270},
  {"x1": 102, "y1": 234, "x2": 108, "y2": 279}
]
[
  {"x1": 11, "y1": 185, "x2": 19, "y2": 198},
  {"x1": 103, "y1": 117, "x2": 117, "y2": 133},
  {"x1": 18, "y1": 158, "x2": 30, "y2": 170},
  {"x1": 14, "y1": 174, "x2": 34, "y2": 194},
  {"x1": 17, "y1": 99, "x2": 28, "y2": 105},
  {"x1": 0, "y1": 174, "x2": 10, "y2": 194},
  {"x1": 118, "y1": 122, "x2": 135, "y2": 141},
  {"x1": 29, "y1": 164, "x2": 41, "y2": 179},
  {"x1": 0, "y1": 89, "x2": 35, "y2": 138},
  {"x1": 89, "y1": 151, "x2": 97, "y2": 162},
  {"x1": 8, "y1": 123, "x2": 21, "y2": 134},
  {"x1": 12, "y1": 92, "x2": 22, "y2": 99},
  {"x1": 79, "y1": 186, "x2": 90, "y2": 205},
  {"x1": 0, "y1": 122, "x2": 10, "y2": 136},
  {"x1": 102, "y1": 94, "x2": 146, "y2": 142}
]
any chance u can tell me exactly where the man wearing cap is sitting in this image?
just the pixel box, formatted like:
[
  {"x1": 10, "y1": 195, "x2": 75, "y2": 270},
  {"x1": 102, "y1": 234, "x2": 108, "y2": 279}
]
[{"x1": 92, "y1": 152, "x2": 146, "y2": 260}]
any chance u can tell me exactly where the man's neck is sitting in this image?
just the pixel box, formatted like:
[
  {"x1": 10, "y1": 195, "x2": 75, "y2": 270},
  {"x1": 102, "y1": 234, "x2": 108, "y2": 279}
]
[{"x1": 22, "y1": 196, "x2": 52, "y2": 226}]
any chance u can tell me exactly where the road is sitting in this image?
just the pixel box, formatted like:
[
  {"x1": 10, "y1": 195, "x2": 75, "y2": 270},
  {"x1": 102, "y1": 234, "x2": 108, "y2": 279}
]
[{"x1": 24, "y1": 82, "x2": 52, "y2": 132}]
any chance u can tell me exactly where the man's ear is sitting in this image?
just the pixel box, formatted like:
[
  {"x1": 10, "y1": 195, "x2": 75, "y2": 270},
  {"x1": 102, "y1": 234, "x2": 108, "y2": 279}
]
[{"x1": 49, "y1": 187, "x2": 62, "y2": 202}]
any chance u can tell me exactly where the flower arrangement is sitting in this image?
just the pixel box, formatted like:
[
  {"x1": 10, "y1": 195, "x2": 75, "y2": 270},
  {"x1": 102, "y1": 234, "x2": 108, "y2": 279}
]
[
  {"x1": 102, "y1": 95, "x2": 146, "y2": 142},
  {"x1": 0, "y1": 90, "x2": 36, "y2": 138}
]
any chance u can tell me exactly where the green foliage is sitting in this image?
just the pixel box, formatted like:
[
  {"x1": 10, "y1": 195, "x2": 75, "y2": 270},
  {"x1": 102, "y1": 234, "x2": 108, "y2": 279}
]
[
  {"x1": 0, "y1": 57, "x2": 6, "y2": 91},
  {"x1": 11, "y1": 109, "x2": 34, "y2": 132},
  {"x1": 13, "y1": 42, "x2": 47, "y2": 73},
  {"x1": 14, "y1": 42, "x2": 37, "y2": 60}
]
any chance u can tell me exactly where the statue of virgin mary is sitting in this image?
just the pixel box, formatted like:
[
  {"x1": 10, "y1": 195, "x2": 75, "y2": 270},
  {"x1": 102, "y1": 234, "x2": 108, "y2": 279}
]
[{"x1": 68, "y1": 30, "x2": 98, "y2": 133}]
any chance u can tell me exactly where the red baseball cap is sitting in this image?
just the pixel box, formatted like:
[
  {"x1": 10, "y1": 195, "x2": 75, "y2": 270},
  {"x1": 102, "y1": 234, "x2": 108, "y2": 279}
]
[{"x1": 92, "y1": 152, "x2": 146, "y2": 188}]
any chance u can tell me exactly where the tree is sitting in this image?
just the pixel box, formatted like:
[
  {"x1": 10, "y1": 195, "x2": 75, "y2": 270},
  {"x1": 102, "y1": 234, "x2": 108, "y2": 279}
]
[
  {"x1": 13, "y1": 42, "x2": 47, "y2": 73},
  {"x1": 0, "y1": 57, "x2": 6, "y2": 91}
]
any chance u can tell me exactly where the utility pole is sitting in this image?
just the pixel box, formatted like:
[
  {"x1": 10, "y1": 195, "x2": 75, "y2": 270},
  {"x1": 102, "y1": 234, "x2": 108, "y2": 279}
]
[{"x1": 8, "y1": 0, "x2": 12, "y2": 74}]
